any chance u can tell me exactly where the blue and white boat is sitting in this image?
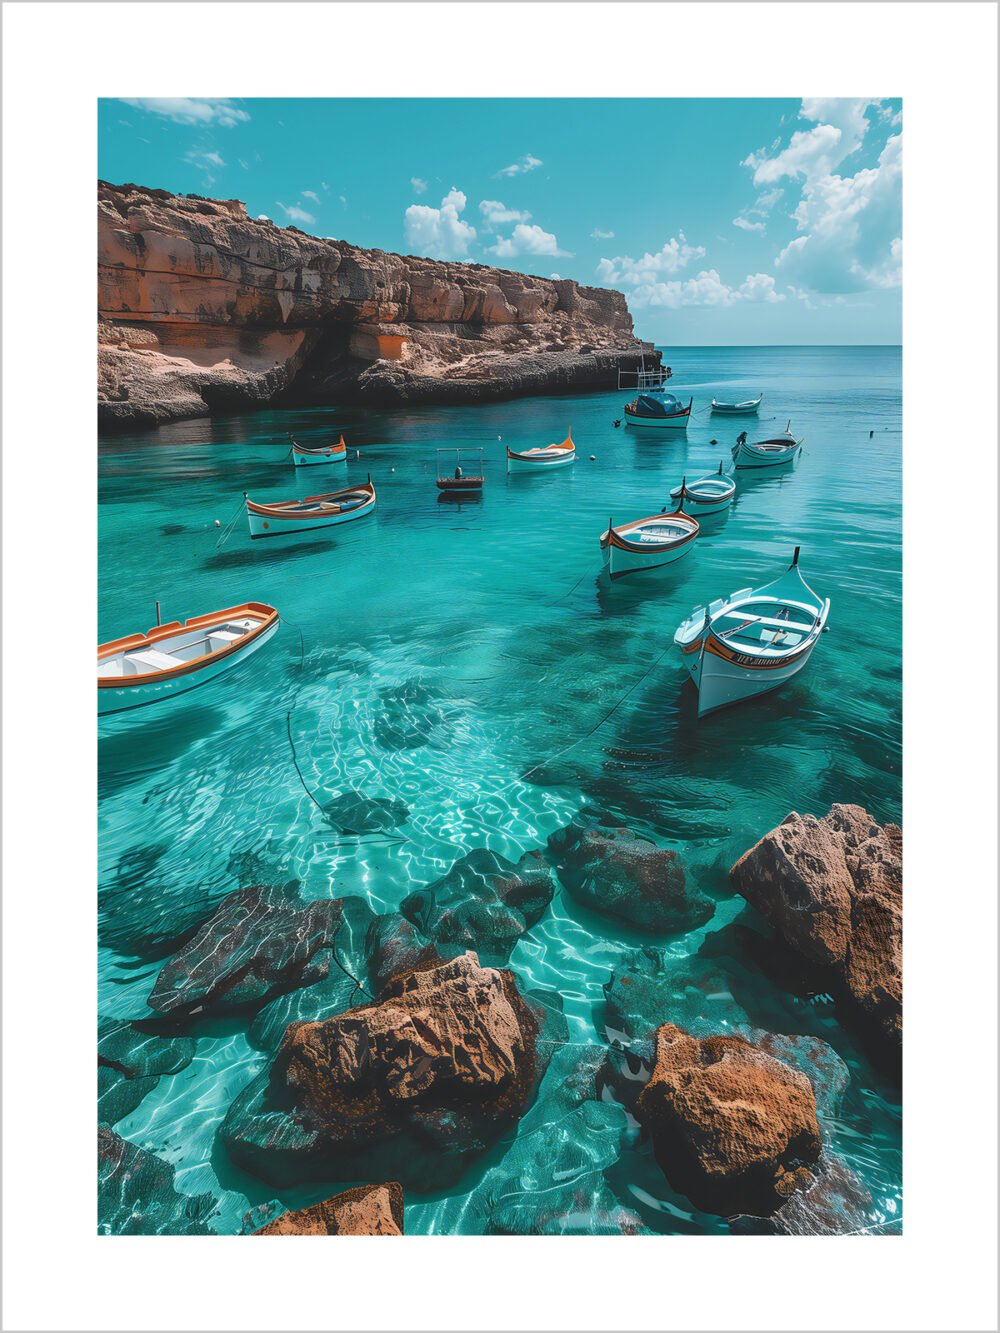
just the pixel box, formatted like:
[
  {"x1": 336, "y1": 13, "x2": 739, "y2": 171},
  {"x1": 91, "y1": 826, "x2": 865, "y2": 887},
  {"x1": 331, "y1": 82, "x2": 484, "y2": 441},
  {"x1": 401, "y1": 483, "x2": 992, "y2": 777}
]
[
  {"x1": 673, "y1": 548, "x2": 829, "y2": 716},
  {"x1": 669, "y1": 463, "x2": 736, "y2": 515},
  {"x1": 711, "y1": 393, "x2": 762, "y2": 415},
  {"x1": 732, "y1": 421, "x2": 802, "y2": 468},
  {"x1": 623, "y1": 389, "x2": 693, "y2": 431}
]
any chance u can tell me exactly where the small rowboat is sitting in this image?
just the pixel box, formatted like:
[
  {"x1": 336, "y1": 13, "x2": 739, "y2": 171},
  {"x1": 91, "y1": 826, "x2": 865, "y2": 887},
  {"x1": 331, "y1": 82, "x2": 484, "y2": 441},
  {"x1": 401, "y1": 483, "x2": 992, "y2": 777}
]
[
  {"x1": 711, "y1": 393, "x2": 763, "y2": 415},
  {"x1": 245, "y1": 477, "x2": 376, "y2": 538},
  {"x1": 623, "y1": 391, "x2": 692, "y2": 430},
  {"x1": 673, "y1": 547, "x2": 829, "y2": 716},
  {"x1": 600, "y1": 487, "x2": 700, "y2": 579},
  {"x1": 291, "y1": 433, "x2": 347, "y2": 467},
  {"x1": 732, "y1": 421, "x2": 802, "y2": 469},
  {"x1": 506, "y1": 430, "x2": 576, "y2": 473},
  {"x1": 98, "y1": 602, "x2": 279, "y2": 717},
  {"x1": 669, "y1": 462, "x2": 736, "y2": 515}
]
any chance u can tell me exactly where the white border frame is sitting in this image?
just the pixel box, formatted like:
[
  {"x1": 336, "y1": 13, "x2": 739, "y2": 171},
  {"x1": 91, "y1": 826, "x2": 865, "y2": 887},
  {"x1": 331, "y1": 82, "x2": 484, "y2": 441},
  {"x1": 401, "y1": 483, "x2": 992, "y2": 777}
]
[{"x1": 3, "y1": 3, "x2": 998, "y2": 1331}]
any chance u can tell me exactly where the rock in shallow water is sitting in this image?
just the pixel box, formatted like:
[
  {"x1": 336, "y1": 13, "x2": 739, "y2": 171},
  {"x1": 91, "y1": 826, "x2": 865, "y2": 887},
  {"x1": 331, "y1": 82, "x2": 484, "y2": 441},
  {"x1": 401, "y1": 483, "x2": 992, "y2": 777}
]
[
  {"x1": 635, "y1": 1023, "x2": 822, "y2": 1218},
  {"x1": 98, "y1": 1126, "x2": 218, "y2": 1235},
  {"x1": 399, "y1": 847, "x2": 556, "y2": 965},
  {"x1": 254, "y1": 1182, "x2": 404, "y2": 1235},
  {"x1": 604, "y1": 947, "x2": 750, "y2": 1042},
  {"x1": 548, "y1": 815, "x2": 713, "y2": 934},
  {"x1": 730, "y1": 1151, "x2": 875, "y2": 1235},
  {"x1": 221, "y1": 952, "x2": 560, "y2": 1191},
  {"x1": 730, "y1": 804, "x2": 901, "y2": 1049},
  {"x1": 366, "y1": 912, "x2": 441, "y2": 993},
  {"x1": 147, "y1": 884, "x2": 349, "y2": 1019},
  {"x1": 97, "y1": 1018, "x2": 196, "y2": 1126},
  {"x1": 321, "y1": 790, "x2": 410, "y2": 834}
]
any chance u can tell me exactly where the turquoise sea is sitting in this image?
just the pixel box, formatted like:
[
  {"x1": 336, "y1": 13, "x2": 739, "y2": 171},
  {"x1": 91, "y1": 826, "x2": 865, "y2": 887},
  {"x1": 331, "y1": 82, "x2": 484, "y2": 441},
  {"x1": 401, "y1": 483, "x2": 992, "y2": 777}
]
[{"x1": 98, "y1": 345, "x2": 902, "y2": 1235}]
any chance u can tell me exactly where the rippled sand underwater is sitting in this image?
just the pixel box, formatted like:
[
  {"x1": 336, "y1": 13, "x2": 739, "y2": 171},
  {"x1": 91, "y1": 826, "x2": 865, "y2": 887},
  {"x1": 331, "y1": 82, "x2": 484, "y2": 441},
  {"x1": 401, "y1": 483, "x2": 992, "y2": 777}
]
[{"x1": 99, "y1": 346, "x2": 902, "y2": 1235}]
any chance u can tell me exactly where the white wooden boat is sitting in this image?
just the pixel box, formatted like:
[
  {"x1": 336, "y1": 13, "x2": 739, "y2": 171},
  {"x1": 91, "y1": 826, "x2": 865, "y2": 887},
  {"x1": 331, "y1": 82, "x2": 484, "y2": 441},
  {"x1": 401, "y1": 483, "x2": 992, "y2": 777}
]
[
  {"x1": 506, "y1": 431, "x2": 575, "y2": 472},
  {"x1": 711, "y1": 393, "x2": 762, "y2": 415},
  {"x1": 732, "y1": 421, "x2": 802, "y2": 469},
  {"x1": 600, "y1": 489, "x2": 699, "y2": 579},
  {"x1": 98, "y1": 602, "x2": 279, "y2": 717},
  {"x1": 670, "y1": 463, "x2": 736, "y2": 515},
  {"x1": 623, "y1": 391, "x2": 692, "y2": 430},
  {"x1": 245, "y1": 478, "x2": 376, "y2": 538},
  {"x1": 673, "y1": 548, "x2": 829, "y2": 716},
  {"x1": 291, "y1": 433, "x2": 347, "y2": 467}
]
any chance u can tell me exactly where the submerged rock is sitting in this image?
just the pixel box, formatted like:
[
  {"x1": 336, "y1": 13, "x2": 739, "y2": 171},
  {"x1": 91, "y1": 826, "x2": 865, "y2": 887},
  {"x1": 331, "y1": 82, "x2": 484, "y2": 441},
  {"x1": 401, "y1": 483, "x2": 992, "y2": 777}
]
[
  {"x1": 635, "y1": 1024, "x2": 822, "y2": 1218},
  {"x1": 147, "y1": 884, "x2": 346, "y2": 1019},
  {"x1": 603, "y1": 947, "x2": 750, "y2": 1042},
  {"x1": 548, "y1": 815, "x2": 713, "y2": 934},
  {"x1": 98, "y1": 1126, "x2": 218, "y2": 1235},
  {"x1": 399, "y1": 848, "x2": 556, "y2": 965},
  {"x1": 254, "y1": 1182, "x2": 404, "y2": 1235},
  {"x1": 366, "y1": 912, "x2": 441, "y2": 994},
  {"x1": 247, "y1": 896, "x2": 376, "y2": 1053},
  {"x1": 730, "y1": 804, "x2": 901, "y2": 1048},
  {"x1": 221, "y1": 952, "x2": 550, "y2": 1190},
  {"x1": 99, "y1": 841, "x2": 232, "y2": 960},
  {"x1": 322, "y1": 790, "x2": 410, "y2": 835},
  {"x1": 97, "y1": 1018, "x2": 196, "y2": 1126},
  {"x1": 730, "y1": 1152, "x2": 874, "y2": 1235}
]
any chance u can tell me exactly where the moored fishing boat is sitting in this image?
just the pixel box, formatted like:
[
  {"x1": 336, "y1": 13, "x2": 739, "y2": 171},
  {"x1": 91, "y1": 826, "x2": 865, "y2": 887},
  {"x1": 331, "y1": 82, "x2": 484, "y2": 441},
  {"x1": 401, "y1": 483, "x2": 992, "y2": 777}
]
[
  {"x1": 623, "y1": 390, "x2": 693, "y2": 430},
  {"x1": 599, "y1": 486, "x2": 700, "y2": 579},
  {"x1": 98, "y1": 602, "x2": 279, "y2": 717},
  {"x1": 436, "y1": 446, "x2": 484, "y2": 492},
  {"x1": 732, "y1": 421, "x2": 802, "y2": 468},
  {"x1": 506, "y1": 430, "x2": 575, "y2": 472},
  {"x1": 669, "y1": 462, "x2": 736, "y2": 515},
  {"x1": 673, "y1": 547, "x2": 829, "y2": 716},
  {"x1": 711, "y1": 393, "x2": 763, "y2": 415},
  {"x1": 290, "y1": 433, "x2": 347, "y2": 467},
  {"x1": 245, "y1": 477, "x2": 376, "y2": 538}
]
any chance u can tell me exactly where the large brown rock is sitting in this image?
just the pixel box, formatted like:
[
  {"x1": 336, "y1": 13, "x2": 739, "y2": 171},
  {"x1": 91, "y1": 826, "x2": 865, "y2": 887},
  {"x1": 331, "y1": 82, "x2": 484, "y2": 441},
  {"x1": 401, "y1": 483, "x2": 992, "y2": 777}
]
[
  {"x1": 254, "y1": 1182, "x2": 403, "y2": 1235},
  {"x1": 729, "y1": 804, "x2": 902, "y2": 1047},
  {"x1": 635, "y1": 1024, "x2": 822, "y2": 1217},
  {"x1": 98, "y1": 181, "x2": 655, "y2": 430},
  {"x1": 221, "y1": 951, "x2": 553, "y2": 1189}
]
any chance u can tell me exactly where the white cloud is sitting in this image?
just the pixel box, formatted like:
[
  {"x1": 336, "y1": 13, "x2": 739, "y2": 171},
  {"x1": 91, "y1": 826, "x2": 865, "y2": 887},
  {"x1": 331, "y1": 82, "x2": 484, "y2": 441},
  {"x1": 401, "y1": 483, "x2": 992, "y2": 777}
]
[
  {"x1": 479, "y1": 199, "x2": 531, "y2": 226},
  {"x1": 410, "y1": 177, "x2": 428, "y2": 195},
  {"x1": 550, "y1": 273, "x2": 562, "y2": 280},
  {"x1": 121, "y1": 98, "x2": 249, "y2": 127},
  {"x1": 489, "y1": 223, "x2": 570, "y2": 259},
  {"x1": 276, "y1": 201, "x2": 317, "y2": 226},
  {"x1": 621, "y1": 267, "x2": 786, "y2": 310},
  {"x1": 404, "y1": 187, "x2": 477, "y2": 259},
  {"x1": 339, "y1": 195, "x2": 347, "y2": 209},
  {"x1": 596, "y1": 233, "x2": 706, "y2": 287},
  {"x1": 185, "y1": 149, "x2": 225, "y2": 170},
  {"x1": 496, "y1": 153, "x2": 543, "y2": 178},
  {"x1": 591, "y1": 228, "x2": 615, "y2": 240},
  {"x1": 743, "y1": 99, "x2": 877, "y2": 188},
  {"x1": 733, "y1": 217, "x2": 765, "y2": 233},
  {"x1": 302, "y1": 190, "x2": 320, "y2": 204},
  {"x1": 732, "y1": 188, "x2": 783, "y2": 233},
  {"x1": 256, "y1": 214, "x2": 270, "y2": 222}
]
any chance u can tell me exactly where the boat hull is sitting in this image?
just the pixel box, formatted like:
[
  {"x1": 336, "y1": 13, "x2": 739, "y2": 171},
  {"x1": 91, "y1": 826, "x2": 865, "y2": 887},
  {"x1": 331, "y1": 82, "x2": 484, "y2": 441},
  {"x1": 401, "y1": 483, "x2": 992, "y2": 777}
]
[
  {"x1": 681, "y1": 633, "x2": 821, "y2": 716},
  {"x1": 292, "y1": 450, "x2": 346, "y2": 467},
  {"x1": 624, "y1": 411, "x2": 690, "y2": 431},
  {"x1": 711, "y1": 403, "x2": 761, "y2": 415},
  {"x1": 732, "y1": 441, "x2": 801, "y2": 468},
  {"x1": 98, "y1": 618, "x2": 278, "y2": 717},
  {"x1": 506, "y1": 451, "x2": 575, "y2": 472},
  {"x1": 604, "y1": 538, "x2": 694, "y2": 579},
  {"x1": 246, "y1": 492, "x2": 376, "y2": 537}
]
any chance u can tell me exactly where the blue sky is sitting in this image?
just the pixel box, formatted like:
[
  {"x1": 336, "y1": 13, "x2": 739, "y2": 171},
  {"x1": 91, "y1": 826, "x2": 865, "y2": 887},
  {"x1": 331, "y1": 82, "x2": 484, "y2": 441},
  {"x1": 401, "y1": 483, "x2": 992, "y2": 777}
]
[{"x1": 99, "y1": 97, "x2": 901, "y2": 345}]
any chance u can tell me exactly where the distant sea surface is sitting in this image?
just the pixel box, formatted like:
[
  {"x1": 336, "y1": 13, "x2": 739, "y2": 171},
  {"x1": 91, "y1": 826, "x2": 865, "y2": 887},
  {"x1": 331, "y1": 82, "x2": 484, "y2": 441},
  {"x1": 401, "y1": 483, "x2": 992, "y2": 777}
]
[{"x1": 98, "y1": 345, "x2": 902, "y2": 1235}]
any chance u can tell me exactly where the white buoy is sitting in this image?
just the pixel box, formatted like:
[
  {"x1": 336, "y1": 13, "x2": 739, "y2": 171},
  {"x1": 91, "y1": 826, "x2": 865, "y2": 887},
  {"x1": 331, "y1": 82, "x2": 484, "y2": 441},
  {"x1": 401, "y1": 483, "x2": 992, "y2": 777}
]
[
  {"x1": 589, "y1": 454, "x2": 596, "y2": 461},
  {"x1": 390, "y1": 467, "x2": 395, "y2": 472},
  {"x1": 214, "y1": 519, "x2": 221, "y2": 528}
]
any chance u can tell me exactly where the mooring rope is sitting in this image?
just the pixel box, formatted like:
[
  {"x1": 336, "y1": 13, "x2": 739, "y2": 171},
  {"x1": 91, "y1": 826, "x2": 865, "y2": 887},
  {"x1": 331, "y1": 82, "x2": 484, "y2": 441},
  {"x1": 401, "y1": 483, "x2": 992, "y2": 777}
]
[{"x1": 214, "y1": 496, "x2": 246, "y2": 549}]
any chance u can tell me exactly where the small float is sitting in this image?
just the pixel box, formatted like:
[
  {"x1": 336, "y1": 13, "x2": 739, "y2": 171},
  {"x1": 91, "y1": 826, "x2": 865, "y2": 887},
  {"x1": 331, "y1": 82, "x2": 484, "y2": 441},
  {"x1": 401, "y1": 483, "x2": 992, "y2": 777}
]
[
  {"x1": 599, "y1": 486, "x2": 700, "y2": 579},
  {"x1": 669, "y1": 463, "x2": 736, "y2": 515},
  {"x1": 506, "y1": 430, "x2": 576, "y2": 473},
  {"x1": 623, "y1": 391, "x2": 693, "y2": 431},
  {"x1": 436, "y1": 447, "x2": 484, "y2": 492},
  {"x1": 290, "y1": 433, "x2": 348, "y2": 467},
  {"x1": 245, "y1": 477, "x2": 376, "y2": 538},
  {"x1": 711, "y1": 393, "x2": 763, "y2": 415},
  {"x1": 673, "y1": 547, "x2": 829, "y2": 716},
  {"x1": 98, "y1": 602, "x2": 279, "y2": 717},
  {"x1": 731, "y1": 422, "x2": 802, "y2": 469}
]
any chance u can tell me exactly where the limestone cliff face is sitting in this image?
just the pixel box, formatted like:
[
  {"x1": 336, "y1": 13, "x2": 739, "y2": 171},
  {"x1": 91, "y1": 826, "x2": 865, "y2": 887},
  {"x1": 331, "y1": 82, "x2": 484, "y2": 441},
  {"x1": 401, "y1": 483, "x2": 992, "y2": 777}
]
[{"x1": 98, "y1": 181, "x2": 658, "y2": 431}]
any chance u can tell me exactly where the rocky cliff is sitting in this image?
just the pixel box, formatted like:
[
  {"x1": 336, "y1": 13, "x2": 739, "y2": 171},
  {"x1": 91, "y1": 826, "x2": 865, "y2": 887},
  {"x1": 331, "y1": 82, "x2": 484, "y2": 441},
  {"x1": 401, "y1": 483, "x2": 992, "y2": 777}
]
[{"x1": 98, "y1": 181, "x2": 657, "y2": 431}]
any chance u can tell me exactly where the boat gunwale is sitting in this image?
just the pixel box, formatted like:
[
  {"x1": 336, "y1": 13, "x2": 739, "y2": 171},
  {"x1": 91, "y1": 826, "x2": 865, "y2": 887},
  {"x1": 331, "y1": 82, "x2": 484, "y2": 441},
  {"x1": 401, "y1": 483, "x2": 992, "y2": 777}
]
[
  {"x1": 291, "y1": 434, "x2": 347, "y2": 458},
  {"x1": 246, "y1": 480, "x2": 376, "y2": 518},
  {"x1": 97, "y1": 602, "x2": 279, "y2": 688},
  {"x1": 601, "y1": 510, "x2": 700, "y2": 553}
]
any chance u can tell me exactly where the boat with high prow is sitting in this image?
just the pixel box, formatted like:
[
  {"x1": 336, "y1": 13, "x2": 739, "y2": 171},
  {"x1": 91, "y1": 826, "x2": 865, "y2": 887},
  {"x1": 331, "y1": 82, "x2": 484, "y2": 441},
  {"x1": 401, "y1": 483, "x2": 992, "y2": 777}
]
[
  {"x1": 731, "y1": 421, "x2": 802, "y2": 468},
  {"x1": 673, "y1": 547, "x2": 829, "y2": 716},
  {"x1": 670, "y1": 463, "x2": 736, "y2": 515},
  {"x1": 600, "y1": 484, "x2": 700, "y2": 579},
  {"x1": 506, "y1": 430, "x2": 576, "y2": 472},
  {"x1": 711, "y1": 392, "x2": 762, "y2": 415},
  {"x1": 245, "y1": 477, "x2": 376, "y2": 538},
  {"x1": 290, "y1": 433, "x2": 348, "y2": 467},
  {"x1": 98, "y1": 602, "x2": 279, "y2": 716}
]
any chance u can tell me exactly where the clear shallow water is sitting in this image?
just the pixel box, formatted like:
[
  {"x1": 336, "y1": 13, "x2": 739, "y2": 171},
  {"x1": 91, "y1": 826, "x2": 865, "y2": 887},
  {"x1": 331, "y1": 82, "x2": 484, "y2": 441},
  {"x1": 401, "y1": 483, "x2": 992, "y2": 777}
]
[{"x1": 99, "y1": 345, "x2": 901, "y2": 1234}]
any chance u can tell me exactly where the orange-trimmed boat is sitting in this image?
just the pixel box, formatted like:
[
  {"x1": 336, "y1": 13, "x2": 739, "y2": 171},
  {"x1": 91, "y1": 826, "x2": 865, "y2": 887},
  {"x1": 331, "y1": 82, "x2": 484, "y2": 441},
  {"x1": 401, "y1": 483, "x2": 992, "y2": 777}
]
[
  {"x1": 98, "y1": 602, "x2": 279, "y2": 717},
  {"x1": 245, "y1": 477, "x2": 376, "y2": 538},
  {"x1": 599, "y1": 484, "x2": 700, "y2": 579},
  {"x1": 291, "y1": 433, "x2": 348, "y2": 467},
  {"x1": 506, "y1": 430, "x2": 576, "y2": 473}
]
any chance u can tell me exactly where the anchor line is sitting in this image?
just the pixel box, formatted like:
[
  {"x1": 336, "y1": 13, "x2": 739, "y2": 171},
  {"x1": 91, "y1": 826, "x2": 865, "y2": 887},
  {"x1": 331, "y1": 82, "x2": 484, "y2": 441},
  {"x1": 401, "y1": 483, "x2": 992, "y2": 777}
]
[{"x1": 214, "y1": 496, "x2": 246, "y2": 549}]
